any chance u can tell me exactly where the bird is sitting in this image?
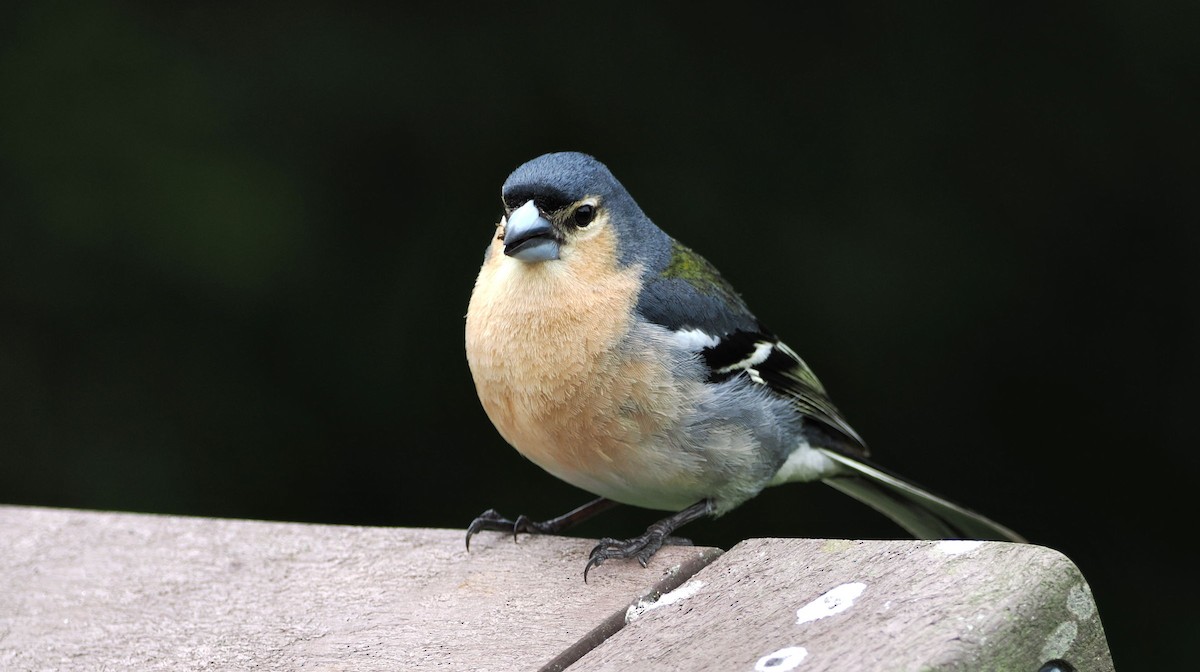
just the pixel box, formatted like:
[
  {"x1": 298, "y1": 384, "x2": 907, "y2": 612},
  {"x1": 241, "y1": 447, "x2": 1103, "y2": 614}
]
[{"x1": 464, "y1": 151, "x2": 1023, "y2": 580}]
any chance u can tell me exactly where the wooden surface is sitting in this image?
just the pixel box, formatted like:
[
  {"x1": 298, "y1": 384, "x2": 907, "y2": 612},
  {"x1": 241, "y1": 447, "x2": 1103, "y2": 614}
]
[
  {"x1": 0, "y1": 506, "x2": 1114, "y2": 671},
  {"x1": 571, "y1": 537, "x2": 1115, "y2": 671},
  {"x1": 0, "y1": 505, "x2": 720, "y2": 671}
]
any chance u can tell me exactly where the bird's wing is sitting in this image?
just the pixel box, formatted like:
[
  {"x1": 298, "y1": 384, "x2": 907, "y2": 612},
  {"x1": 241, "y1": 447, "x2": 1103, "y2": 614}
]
[
  {"x1": 635, "y1": 238, "x2": 760, "y2": 336},
  {"x1": 637, "y1": 239, "x2": 868, "y2": 457}
]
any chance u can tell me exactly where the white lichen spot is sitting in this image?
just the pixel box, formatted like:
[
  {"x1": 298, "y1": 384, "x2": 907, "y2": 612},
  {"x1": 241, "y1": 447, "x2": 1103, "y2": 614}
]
[
  {"x1": 754, "y1": 646, "x2": 808, "y2": 671},
  {"x1": 1040, "y1": 621, "x2": 1078, "y2": 661},
  {"x1": 625, "y1": 580, "x2": 706, "y2": 623},
  {"x1": 936, "y1": 540, "x2": 984, "y2": 555},
  {"x1": 1067, "y1": 582, "x2": 1097, "y2": 620},
  {"x1": 795, "y1": 582, "x2": 866, "y2": 625},
  {"x1": 821, "y1": 539, "x2": 852, "y2": 554}
]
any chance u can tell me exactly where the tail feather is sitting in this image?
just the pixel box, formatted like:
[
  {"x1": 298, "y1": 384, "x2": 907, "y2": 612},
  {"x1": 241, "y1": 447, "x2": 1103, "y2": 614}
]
[{"x1": 819, "y1": 449, "x2": 1026, "y2": 543}]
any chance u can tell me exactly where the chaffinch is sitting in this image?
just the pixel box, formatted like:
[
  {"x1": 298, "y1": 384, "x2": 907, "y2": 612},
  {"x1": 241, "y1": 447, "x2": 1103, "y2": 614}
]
[{"x1": 465, "y1": 152, "x2": 1023, "y2": 579}]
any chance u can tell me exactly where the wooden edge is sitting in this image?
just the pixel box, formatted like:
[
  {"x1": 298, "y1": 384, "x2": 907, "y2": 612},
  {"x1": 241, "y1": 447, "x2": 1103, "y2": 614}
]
[{"x1": 539, "y1": 547, "x2": 724, "y2": 672}]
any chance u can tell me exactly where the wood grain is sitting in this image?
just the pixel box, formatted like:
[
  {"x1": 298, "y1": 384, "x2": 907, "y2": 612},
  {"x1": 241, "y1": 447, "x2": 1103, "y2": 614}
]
[
  {"x1": 570, "y1": 538, "x2": 1115, "y2": 671},
  {"x1": 0, "y1": 505, "x2": 720, "y2": 671},
  {"x1": 0, "y1": 507, "x2": 1115, "y2": 671}
]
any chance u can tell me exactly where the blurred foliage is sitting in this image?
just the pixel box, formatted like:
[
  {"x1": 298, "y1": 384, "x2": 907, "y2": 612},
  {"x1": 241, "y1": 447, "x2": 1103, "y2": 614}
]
[{"x1": 1, "y1": 2, "x2": 1197, "y2": 668}]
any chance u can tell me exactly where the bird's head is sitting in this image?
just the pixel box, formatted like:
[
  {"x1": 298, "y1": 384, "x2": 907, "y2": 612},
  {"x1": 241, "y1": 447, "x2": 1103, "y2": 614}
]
[{"x1": 497, "y1": 152, "x2": 666, "y2": 267}]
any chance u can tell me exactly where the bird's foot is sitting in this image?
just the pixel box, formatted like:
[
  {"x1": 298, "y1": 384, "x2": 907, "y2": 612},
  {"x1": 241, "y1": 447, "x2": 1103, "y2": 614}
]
[
  {"x1": 581, "y1": 499, "x2": 713, "y2": 581},
  {"x1": 465, "y1": 509, "x2": 584, "y2": 549},
  {"x1": 583, "y1": 531, "x2": 692, "y2": 582},
  {"x1": 465, "y1": 498, "x2": 621, "y2": 551},
  {"x1": 465, "y1": 509, "x2": 552, "y2": 549}
]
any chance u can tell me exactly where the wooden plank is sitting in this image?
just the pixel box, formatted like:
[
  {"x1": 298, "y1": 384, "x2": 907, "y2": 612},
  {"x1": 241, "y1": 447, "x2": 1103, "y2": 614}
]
[
  {"x1": 0, "y1": 505, "x2": 720, "y2": 671},
  {"x1": 569, "y1": 538, "x2": 1114, "y2": 671}
]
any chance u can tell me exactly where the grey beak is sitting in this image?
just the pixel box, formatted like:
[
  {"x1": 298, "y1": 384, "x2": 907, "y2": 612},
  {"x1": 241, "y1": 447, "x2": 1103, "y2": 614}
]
[{"x1": 503, "y1": 201, "x2": 560, "y2": 262}]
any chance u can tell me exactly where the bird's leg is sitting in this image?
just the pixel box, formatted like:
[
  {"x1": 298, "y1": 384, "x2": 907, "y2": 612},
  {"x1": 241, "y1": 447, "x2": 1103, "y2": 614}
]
[
  {"x1": 465, "y1": 497, "x2": 621, "y2": 550},
  {"x1": 584, "y1": 499, "x2": 714, "y2": 581}
]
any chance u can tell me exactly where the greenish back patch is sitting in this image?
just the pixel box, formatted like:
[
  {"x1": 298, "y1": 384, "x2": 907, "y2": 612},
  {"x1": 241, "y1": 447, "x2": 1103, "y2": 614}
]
[
  {"x1": 657, "y1": 237, "x2": 753, "y2": 323},
  {"x1": 662, "y1": 239, "x2": 724, "y2": 285}
]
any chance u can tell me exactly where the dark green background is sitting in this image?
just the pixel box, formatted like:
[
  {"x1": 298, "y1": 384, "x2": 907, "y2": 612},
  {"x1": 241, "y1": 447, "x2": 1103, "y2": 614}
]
[{"x1": 3, "y1": 3, "x2": 1195, "y2": 668}]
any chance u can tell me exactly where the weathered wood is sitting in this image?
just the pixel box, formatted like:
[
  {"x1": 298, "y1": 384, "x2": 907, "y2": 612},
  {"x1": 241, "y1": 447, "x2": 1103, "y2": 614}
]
[
  {"x1": 0, "y1": 505, "x2": 720, "y2": 671},
  {"x1": 0, "y1": 506, "x2": 1114, "y2": 671},
  {"x1": 570, "y1": 538, "x2": 1115, "y2": 671}
]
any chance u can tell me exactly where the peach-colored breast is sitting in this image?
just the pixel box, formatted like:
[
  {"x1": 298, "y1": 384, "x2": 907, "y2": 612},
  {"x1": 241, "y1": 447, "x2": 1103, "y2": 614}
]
[{"x1": 465, "y1": 226, "x2": 699, "y2": 508}]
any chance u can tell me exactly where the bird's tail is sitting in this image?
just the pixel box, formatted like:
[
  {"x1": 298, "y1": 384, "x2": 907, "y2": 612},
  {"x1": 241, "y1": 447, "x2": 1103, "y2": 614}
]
[{"x1": 818, "y1": 449, "x2": 1026, "y2": 543}]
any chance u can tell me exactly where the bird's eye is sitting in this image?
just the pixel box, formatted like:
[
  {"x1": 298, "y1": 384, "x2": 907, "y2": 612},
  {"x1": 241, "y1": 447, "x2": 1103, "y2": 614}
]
[{"x1": 573, "y1": 204, "x2": 595, "y2": 228}]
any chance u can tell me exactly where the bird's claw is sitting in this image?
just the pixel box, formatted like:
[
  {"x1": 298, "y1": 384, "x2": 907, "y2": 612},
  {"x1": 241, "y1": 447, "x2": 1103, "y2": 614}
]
[
  {"x1": 512, "y1": 514, "x2": 542, "y2": 539},
  {"x1": 465, "y1": 509, "x2": 516, "y2": 551},
  {"x1": 582, "y1": 533, "x2": 693, "y2": 582},
  {"x1": 465, "y1": 509, "x2": 558, "y2": 550}
]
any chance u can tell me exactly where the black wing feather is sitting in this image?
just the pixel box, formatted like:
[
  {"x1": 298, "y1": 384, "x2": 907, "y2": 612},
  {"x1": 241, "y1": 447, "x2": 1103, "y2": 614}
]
[{"x1": 638, "y1": 239, "x2": 868, "y2": 457}]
